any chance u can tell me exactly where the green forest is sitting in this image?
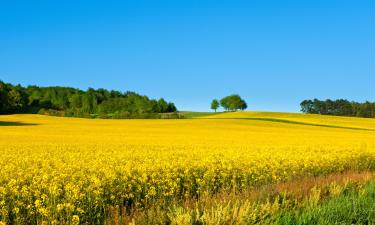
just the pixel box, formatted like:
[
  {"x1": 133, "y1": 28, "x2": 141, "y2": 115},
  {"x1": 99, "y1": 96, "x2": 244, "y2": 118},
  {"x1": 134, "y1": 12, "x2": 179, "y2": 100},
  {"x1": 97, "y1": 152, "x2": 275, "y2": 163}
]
[
  {"x1": 0, "y1": 81, "x2": 178, "y2": 118},
  {"x1": 301, "y1": 99, "x2": 375, "y2": 118}
]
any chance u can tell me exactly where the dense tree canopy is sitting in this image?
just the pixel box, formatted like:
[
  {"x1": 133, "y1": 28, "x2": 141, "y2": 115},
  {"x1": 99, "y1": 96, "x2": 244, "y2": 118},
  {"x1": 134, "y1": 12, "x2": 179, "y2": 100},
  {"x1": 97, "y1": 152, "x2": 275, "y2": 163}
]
[
  {"x1": 219, "y1": 95, "x2": 247, "y2": 111},
  {"x1": 0, "y1": 81, "x2": 177, "y2": 118},
  {"x1": 301, "y1": 99, "x2": 375, "y2": 118},
  {"x1": 210, "y1": 99, "x2": 219, "y2": 112}
]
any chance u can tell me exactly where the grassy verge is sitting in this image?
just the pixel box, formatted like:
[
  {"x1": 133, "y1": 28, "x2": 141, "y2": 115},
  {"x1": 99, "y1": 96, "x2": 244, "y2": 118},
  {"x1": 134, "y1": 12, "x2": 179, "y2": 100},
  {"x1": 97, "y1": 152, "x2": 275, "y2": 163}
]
[
  {"x1": 273, "y1": 182, "x2": 375, "y2": 225},
  {"x1": 104, "y1": 171, "x2": 375, "y2": 224},
  {"x1": 179, "y1": 111, "x2": 224, "y2": 119}
]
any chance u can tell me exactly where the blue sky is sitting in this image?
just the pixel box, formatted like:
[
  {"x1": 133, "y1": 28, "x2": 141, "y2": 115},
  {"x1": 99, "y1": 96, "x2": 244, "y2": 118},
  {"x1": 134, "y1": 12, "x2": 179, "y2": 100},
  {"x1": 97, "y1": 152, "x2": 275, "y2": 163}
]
[{"x1": 1, "y1": 0, "x2": 375, "y2": 112}]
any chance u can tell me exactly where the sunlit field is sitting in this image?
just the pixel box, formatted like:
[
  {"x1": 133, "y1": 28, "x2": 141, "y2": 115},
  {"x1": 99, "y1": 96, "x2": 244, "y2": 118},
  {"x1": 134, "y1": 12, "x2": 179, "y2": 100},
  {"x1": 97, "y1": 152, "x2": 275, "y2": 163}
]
[{"x1": 1, "y1": 112, "x2": 375, "y2": 224}]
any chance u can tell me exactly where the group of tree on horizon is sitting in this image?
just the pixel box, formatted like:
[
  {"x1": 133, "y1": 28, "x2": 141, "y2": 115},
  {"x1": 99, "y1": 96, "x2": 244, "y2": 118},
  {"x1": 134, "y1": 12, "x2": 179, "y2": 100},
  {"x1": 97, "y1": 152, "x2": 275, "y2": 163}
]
[
  {"x1": 0, "y1": 81, "x2": 178, "y2": 119},
  {"x1": 211, "y1": 95, "x2": 247, "y2": 112},
  {"x1": 301, "y1": 99, "x2": 375, "y2": 118},
  {"x1": 3, "y1": 80, "x2": 374, "y2": 119}
]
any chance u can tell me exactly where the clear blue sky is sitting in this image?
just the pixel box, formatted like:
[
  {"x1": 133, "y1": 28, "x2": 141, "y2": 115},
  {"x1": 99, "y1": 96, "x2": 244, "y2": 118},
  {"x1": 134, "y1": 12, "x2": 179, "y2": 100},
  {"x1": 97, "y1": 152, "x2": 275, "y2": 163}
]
[{"x1": 1, "y1": 0, "x2": 375, "y2": 112}]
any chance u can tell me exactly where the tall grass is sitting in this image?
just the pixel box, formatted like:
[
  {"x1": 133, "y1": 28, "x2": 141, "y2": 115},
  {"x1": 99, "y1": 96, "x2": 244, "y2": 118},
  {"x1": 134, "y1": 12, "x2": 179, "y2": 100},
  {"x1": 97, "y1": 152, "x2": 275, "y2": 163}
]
[{"x1": 107, "y1": 171, "x2": 375, "y2": 224}]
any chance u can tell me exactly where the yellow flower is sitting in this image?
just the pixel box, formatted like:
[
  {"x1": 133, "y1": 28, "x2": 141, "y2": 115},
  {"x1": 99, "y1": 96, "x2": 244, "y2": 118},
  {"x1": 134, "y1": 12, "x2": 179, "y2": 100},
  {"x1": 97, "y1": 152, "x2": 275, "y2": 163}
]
[
  {"x1": 72, "y1": 215, "x2": 80, "y2": 225},
  {"x1": 0, "y1": 112, "x2": 375, "y2": 223}
]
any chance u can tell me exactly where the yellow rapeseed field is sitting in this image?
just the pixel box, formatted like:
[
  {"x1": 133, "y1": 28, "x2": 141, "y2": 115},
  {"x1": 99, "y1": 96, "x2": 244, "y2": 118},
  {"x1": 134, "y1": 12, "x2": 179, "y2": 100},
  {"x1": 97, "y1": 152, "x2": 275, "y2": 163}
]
[{"x1": 1, "y1": 112, "x2": 375, "y2": 224}]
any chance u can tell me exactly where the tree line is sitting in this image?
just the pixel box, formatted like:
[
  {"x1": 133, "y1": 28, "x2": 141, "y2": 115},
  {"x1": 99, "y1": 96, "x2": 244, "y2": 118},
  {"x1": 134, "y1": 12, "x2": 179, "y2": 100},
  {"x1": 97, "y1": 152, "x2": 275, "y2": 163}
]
[
  {"x1": 211, "y1": 94, "x2": 247, "y2": 112},
  {"x1": 0, "y1": 81, "x2": 178, "y2": 118},
  {"x1": 301, "y1": 99, "x2": 375, "y2": 118}
]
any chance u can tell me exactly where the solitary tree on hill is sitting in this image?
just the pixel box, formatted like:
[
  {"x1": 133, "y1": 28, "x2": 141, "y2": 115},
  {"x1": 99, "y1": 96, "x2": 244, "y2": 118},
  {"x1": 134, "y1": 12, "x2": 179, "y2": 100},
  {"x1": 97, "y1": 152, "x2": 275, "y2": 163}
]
[{"x1": 211, "y1": 99, "x2": 220, "y2": 112}]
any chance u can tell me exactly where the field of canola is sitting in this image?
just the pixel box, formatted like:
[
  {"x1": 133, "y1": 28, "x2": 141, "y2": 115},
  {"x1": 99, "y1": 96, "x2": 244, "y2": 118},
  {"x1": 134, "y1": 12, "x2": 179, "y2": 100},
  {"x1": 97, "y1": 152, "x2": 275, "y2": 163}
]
[{"x1": 1, "y1": 112, "x2": 375, "y2": 224}]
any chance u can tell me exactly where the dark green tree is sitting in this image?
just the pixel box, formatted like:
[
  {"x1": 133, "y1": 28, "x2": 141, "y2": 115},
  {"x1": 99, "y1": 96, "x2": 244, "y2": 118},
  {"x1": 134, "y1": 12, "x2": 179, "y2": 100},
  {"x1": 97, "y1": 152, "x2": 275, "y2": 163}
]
[
  {"x1": 167, "y1": 102, "x2": 177, "y2": 112},
  {"x1": 220, "y1": 95, "x2": 247, "y2": 111},
  {"x1": 157, "y1": 98, "x2": 169, "y2": 113},
  {"x1": 211, "y1": 99, "x2": 220, "y2": 112},
  {"x1": 300, "y1": 98, "x2": 375, "y2": 118}
]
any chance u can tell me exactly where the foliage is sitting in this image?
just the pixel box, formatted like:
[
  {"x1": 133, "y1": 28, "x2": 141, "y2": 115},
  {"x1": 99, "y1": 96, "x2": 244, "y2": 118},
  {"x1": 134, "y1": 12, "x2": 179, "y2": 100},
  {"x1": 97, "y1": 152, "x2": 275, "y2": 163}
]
[
  {"x1": 272, "y1": 181, "x2": 375, "y2": 225},
  {"x1": 301, "y1": 98, "x2": 375, "y2": 118},
  {"x1": 219, "y1": 94, "x2": 247, "y2": 111},
  {"x1": 210, "y1": 99, "x2": 220, "y2": 112},
  {"x1": 128, "y1": 174, "x2": 374, "y2": 225},
  {"x1": 1, "y1": 112, "x2": 375, "y2": 223},
  {"x1": 0, "y1": 80, "x2": 177, "y2": 117}
]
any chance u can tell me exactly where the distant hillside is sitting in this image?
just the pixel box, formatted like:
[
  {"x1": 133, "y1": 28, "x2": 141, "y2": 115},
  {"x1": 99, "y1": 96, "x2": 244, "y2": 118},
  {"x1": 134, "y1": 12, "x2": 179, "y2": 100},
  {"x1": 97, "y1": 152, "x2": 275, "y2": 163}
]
[
  {"x1": 202, "y1": 111, "x2": 375, "y2": 130},
  {"x1": 0, "y1": 81, "x2": 178, "y2": 119},
  {"x1": 179, "y1": 111, "x2": 224, "y2": 119}
]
